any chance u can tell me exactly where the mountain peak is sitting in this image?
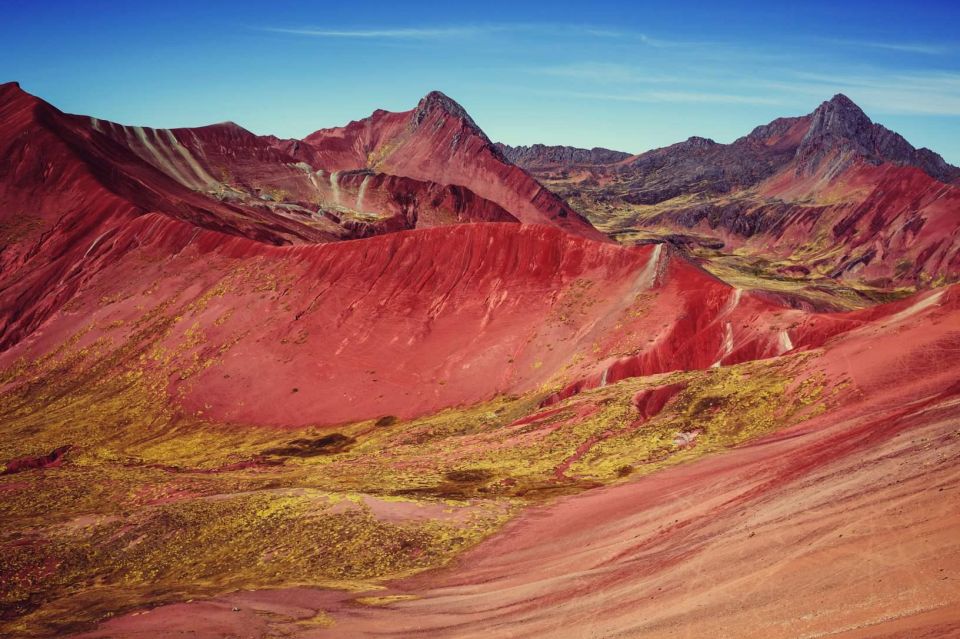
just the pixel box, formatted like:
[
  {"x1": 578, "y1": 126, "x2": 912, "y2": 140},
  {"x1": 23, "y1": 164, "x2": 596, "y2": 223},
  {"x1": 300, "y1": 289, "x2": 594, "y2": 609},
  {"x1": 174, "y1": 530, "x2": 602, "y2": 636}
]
[
  {"x1": 0, "y1": 81, "x2": 53, "y2": 118},
  {"x1": 808, "y1": 93, "x2": 872, "y2": 133},
  {"x1": 413, "y1": 90, "x2": 478, "y2": 128},
  {"x1": 796, "y1": 93, "x2": 881, "y2": 174},
  {"x1": 680, "y1": 136, "x2": 719, "y2": 150},
  {"x1": 0, "y1": 80, "x2": 30, "y2": 103},
  {"x1": 797, "y1": 93, "x2": 960, "y2": 182},
  {"x1": 825, "y1": 93, "x2": 859, "y2": 109},
  {"x1": 417, "y1": 90, "x2": 462, "y2": 110}
]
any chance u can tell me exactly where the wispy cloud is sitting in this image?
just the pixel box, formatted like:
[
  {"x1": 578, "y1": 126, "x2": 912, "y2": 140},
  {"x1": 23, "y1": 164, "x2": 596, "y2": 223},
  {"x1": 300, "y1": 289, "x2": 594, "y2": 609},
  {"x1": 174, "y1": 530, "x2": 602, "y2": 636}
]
[
  {"x1": 635, "y1": 33, "x2": 709, "y2": 48},
  {"x1": 762, "y1": 70, "x2": 960, "y2": 116},
  {"x1": 645, "y1": 91, "x2": 780, "y2": 105},
  {"x1": 583, "y1": 28, "x2": 624, "y2": 38},
  {"x1": 826, "y1": 38, "x2": 952, "y2": 55},
  {"x1": 259, "y1": 23, "x2": 625, "y2": 41},
  {"x1": 259, "y1": 23, "x2": 960, "y2": 118},
  {"x1": 257, "y1": 23, "x2": 714, "y2": 47},
  {"x1": 526, "y1": 62, "x2": 678, "y2": 84},
  {"x1": 543, "y1": 89, "x2": 782, "y2": 105},
  {"x1": 261, "y1": 26, "x2": 485, "y2": 39}
]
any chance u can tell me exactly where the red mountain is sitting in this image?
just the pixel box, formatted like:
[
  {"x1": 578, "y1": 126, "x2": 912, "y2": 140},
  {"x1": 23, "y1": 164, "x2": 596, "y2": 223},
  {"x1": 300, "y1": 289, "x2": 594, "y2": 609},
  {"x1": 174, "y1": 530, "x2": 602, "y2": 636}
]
[
  {"x1": 508, "y1": 94, "x2": 960, "y2": 286},
  {"x1": 284, "y1": 91, "x2": 605, "y2": 240},
  {"x1": 2, "y1": 82, "x2": 611, "y2": 348},
  {"x1": 2, "y1": 214, "x2": 871, "y2": 428}
]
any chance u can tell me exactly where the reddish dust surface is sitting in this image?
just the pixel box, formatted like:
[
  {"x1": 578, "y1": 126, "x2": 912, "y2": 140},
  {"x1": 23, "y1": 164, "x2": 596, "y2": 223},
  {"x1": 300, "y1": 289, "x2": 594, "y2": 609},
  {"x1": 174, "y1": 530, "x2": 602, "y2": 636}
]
[{"x1": 76, "y1": 287, "x2": 960, "y2": 638}]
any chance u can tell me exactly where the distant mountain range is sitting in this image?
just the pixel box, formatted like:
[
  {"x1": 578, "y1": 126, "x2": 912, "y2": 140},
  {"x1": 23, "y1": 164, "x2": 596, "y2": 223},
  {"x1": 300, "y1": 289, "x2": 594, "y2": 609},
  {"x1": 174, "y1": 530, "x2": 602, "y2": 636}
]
[{"x1": 499, "y1": 94, "x2": 960, "y2": 286}]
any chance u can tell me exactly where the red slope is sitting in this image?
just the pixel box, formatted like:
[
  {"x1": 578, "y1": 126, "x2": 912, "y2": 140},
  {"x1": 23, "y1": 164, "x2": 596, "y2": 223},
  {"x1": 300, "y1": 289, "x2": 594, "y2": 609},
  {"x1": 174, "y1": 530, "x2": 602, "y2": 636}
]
[
  {"x1": 0, "y1": 210, "x2": 916, "y2": 429},
  {"x1": 0, "y1": 81, "x2": 143, "y2": 350},
  {"x1": 313, "y1": 285, "x2": 960, "y2": 639},
  {"x1": 74, "y1": 283, "x2": 960, "y2": 639},
  {"x1": 289, "y1": 91, "x2": 606, "y2": 241},
  {"x1": 1, "y1": 219, "x2": 654, "y2": 425},
  {"x1": 757, "y1": 160, "x2": 960, "y2": 283},
  {"x1": 5, "y1": 83, "x2": 341, "y2": 244},
  {"x1": 84, "y1": 105, "x2": 520, "y2": 239},
  {"x1": 0, "y1": 81, "x2": 340, "y2": 351},
  {"x1": 0, "y1": 83, "x2": 525, "y2": 350}
]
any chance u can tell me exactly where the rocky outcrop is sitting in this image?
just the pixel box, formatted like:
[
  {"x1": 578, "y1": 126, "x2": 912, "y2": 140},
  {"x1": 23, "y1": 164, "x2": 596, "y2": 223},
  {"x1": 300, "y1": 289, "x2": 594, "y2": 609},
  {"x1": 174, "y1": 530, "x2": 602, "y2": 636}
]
[
  {"x1": 494, "y1": 143, "x2": 632, "y2": 169},
  {"x1": 1, "y1": 445, "x2": 72, "y2": 475},
  {"x1": 795, "y1": 94, "x2": 960, "y2": 182}
]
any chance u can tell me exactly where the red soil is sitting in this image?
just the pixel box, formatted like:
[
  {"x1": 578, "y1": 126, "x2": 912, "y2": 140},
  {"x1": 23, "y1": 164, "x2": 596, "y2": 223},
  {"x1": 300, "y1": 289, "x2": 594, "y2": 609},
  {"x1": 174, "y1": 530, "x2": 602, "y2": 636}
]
[
  {"x1": 76, "y1": 283, "x2": 960, "y2": 638},
  {"x1": 3, "y1": 210, "x2": 913, "y2": 429},
  {"x1": 756, "y1": 160, "x2": 960, "y2": 282},
  {"x1": 1, "y1": 445, "x2": 72, "y2": 475}
]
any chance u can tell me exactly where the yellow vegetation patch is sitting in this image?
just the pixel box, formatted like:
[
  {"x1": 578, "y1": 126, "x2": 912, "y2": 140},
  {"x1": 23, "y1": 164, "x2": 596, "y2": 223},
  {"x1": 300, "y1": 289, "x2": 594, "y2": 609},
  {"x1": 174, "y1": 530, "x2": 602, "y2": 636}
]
[{"x1": 355, "y1": 594, "x2": 420, "y2": 606}]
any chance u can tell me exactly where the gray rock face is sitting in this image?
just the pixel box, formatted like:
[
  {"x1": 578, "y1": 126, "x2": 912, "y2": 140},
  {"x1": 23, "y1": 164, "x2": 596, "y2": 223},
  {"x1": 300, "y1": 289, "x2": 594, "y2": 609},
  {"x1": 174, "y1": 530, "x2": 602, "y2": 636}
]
[
  {"x1": 614, "y1": 132, "x2": 799, "y2": 205},
  {"x1": 495, "y1": 143, "x2": 632, "y2": 168},
  {"x1": 795, "y1": 94, "x2": 960, "y2": 182},
  {"x1": 415, "y1": 91, "x2": 479, "y2": 129}
]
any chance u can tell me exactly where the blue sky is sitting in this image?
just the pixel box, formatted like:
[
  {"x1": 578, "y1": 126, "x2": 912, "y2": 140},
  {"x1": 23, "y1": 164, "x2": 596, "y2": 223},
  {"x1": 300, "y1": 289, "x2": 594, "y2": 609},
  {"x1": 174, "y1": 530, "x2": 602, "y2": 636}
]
[{"x1": 3, "y1": 0, "x2": 960, "y2": 163}]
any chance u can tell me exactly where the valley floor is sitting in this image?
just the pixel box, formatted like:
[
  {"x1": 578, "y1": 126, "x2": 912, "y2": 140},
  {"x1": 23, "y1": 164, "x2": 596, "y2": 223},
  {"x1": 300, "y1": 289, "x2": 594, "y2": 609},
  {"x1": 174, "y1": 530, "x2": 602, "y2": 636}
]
[{"x1": 73, "y1": 373, "x2": 960, "y2": 639}]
